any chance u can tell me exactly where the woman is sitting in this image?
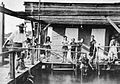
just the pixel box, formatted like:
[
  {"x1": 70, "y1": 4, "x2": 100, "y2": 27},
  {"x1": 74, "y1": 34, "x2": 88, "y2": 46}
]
[
  {"x1": 89, "y1": 35, "x2": 97, "y2": 63},
  {"x1": 70, "y1": 38, "x2": 76, "y2": 61},
  {"x1": 44, "y1": 36, "x2": 52, "y2": 62},
  {"x1": 108, "y1": 36, "x2": 118, "y2": 62},
  {"x1": 107, "y1": 36, "x2": 118, "y2": 70},
  {"x1": 62, "y1": 36, "x2": 69, "y2": 63},
  {"x1": 77, "y1": 38, "x2": 84, "y2": 60}
]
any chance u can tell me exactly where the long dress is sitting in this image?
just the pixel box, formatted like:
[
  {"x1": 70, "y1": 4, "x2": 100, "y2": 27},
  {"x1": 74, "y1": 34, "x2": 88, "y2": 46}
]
[{"x1": 108, "y1": 39, "x2": 118, "y2": 60}]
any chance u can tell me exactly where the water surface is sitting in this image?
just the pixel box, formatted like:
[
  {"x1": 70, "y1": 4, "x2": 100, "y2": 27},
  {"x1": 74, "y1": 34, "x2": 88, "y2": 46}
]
[{"x1": 34, "y1": 70, "x2": 120, "y2": 84}]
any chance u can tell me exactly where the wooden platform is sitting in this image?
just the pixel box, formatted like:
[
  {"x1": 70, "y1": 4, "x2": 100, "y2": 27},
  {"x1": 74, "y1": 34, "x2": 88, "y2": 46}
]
[
  {"x1": 41, "y1": 61, "x2": 75, "y2": 71},
  {"x1": 0, "y1": 58, "x2": 40, "y2": 84}
]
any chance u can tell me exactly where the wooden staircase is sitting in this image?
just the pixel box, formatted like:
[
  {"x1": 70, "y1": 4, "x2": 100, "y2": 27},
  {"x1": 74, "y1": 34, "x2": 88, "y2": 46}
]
[{"x1": 51, "y1": 63, "x2": 75, "y2": 71}]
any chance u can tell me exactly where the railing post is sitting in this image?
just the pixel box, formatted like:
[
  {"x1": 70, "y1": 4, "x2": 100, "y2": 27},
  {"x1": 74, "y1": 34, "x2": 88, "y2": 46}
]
[
  {"x1": 31, "y1": 21, "x2": 34, "y2": 65},
  {"x1": 0, "y1": 2, "x2": 5, "y2": 65},
  {"x1": 10, "y1": 51, "x2": 15, "y2": 79},
  {"x1": 97, "y1": 46, "x2": 100, "y2": 76}
]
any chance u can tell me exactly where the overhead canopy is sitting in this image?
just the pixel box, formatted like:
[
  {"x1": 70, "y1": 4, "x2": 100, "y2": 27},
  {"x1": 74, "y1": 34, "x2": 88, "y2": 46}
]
[
  {"x1": 23, "y1": 2, "x2": 120, "y2": 25},
  {"x1": 1, "y1": 2, "x2": 120, "y2": 25}
]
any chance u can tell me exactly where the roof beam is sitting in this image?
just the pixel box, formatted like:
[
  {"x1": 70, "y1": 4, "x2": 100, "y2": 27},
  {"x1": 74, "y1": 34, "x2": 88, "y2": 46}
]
[
  {"x1": 106, "y1": 16, "x2": 120, "y2": 33},
  {"x1": 0, "y1": 6, "x2": 45, "y2": 23}
]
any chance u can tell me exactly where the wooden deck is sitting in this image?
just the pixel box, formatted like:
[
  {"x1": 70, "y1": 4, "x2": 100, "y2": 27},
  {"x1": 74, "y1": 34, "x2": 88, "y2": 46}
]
[{"x1": 0, "y1": 58, "x2": 39, "y2": 84}]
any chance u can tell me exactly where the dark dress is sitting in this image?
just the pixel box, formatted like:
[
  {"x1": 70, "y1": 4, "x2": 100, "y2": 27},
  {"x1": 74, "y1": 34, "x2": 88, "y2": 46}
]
[
  {"x1": 70, "y1": 42, "x2": 76, "y2": 60},
  {"x1": 44, "y1": 42, "x2": 51, "y2": 54},
  {"x1": 77, "y1": 42, "x2": 82, "y2": 59},
  {"x1": 89, "y1": 39, "x2": 97, "y2": 60}
]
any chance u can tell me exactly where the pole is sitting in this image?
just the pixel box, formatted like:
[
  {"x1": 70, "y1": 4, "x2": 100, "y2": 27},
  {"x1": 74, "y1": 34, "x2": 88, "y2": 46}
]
[
  {"x1": 2, "y1": 2, "x2": 5, "y2": 64},
  {"x1": 0, "y1": 2, "x2": 5, "y2": 65},
  {"x1": 97, "y1": 47, "x2": 100, "y2": 76},
  {"x1": 10, "y1": 52, "x2": 15, "y2": 79},
  {"x1": 31, "y1": 21, "x2": 34, "y2": 65},
  {"x1": 38, "y1": 0, "x2": 41, "y2": 61}
]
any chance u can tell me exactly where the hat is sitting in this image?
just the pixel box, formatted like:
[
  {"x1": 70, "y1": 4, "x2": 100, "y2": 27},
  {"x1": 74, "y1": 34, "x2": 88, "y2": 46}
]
[{"x1": 16, "y1": 23, "x2": 25, "y2": 28}]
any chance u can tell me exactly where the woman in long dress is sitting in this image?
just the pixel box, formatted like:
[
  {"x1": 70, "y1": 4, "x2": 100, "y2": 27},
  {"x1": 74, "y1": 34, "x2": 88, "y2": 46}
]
[{"x1": 108, "y1": 36, "x2": 118, "y2": 62}]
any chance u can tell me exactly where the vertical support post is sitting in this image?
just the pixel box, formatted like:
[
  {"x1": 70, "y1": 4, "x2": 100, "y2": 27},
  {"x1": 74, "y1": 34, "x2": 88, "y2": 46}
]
[
  {"x1": 38, "y1": 0, "x2": 41, "y2": 61},
  {"x1": 31, "y1": 21, "x2": 34, "y2": 65},
  {"x1": 36, "y1": 23, "x2": 39, "y2": 61},
  {"x1": 10, "y1": 52, "x2": 15, "y2": 79},
  {"x1": 0, "y1": 2, "x2": 5, "y2": 65},
  {"x1": 38, "y1": 23, "x2": 41, "y2": 61},
  {"x1": 97, "y1": 46, "x2": 100, "y2": 76},
  {"x1": 75, "y1": 46, "x2": 77, "y2": 68}
]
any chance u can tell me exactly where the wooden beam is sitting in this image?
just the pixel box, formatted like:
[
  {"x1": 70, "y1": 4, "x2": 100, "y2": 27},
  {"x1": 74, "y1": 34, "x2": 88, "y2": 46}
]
[
  {"x1": 31, "y1": 15, "x2": 120, "y2": 25},
  {"x1": 43, "y1": 23, "x2": 51, "y2": 31},
  {"x1": 24, "y1": 10, "x2": 120, "y2": 16},
  {"x1": 106, "y1": 16, "x2": 120, "y2": 33},
  {"x1": 31, "y1": 21, "x2": 34, "y2": 65},
  {"x1": 24, "y1": 6, "x2": 120, "y2": 16},
  {"x1": 0, "y1": 6, "x2": 45, "y2": 23},
  {"x1": 10, "y1": 52, "x2": 15, "y2": 79},
  {"x1": 0, "y1": 2, "x2": 5, "y2": 65}
]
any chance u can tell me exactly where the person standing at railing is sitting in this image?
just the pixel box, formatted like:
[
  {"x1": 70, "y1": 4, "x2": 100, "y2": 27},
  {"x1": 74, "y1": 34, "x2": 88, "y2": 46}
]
[
  {"x1": 77, "y1": 38, "x2": 84, "y2": 61},
  {"x1": 25, "y1": 38, "x2": 32, "y2": 59},
  {"x1": 70, "y1": 38, "x2": 77, "y2": 61},
  {"x1": 44, "y1": 36, "x2": 52, "y2": 62},
  {"x1": 3, "y1": 23, "x2": 27, "y2": 73},
  {"x1": 108, "y1": 36, "x2": 118, "y2": 62},
  {"x1": 62, "y1": 36, "x2": 69, "y2": 63},
  {"x1": 106, "y1": 36, "x2": 118, "y2": 70},
  {"x1": 89, "y1": 35, "x2": 97, "y2": 64}
]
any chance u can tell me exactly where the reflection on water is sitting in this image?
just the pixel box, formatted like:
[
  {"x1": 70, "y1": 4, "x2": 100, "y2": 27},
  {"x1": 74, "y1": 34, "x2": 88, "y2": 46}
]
[{"x1": 34, "y1": 70, "x2": 120, "y2": 84}]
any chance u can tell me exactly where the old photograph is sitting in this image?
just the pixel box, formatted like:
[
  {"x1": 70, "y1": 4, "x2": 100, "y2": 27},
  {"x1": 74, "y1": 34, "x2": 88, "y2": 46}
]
[{"x1": 1, "y1": 0, "x2": 120, "y2": 84}]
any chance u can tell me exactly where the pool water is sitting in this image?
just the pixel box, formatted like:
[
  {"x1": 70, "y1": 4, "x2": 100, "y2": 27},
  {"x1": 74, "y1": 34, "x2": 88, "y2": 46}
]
[{"x1": 33, "y1": 69, "x2": 120, "y2": 84}]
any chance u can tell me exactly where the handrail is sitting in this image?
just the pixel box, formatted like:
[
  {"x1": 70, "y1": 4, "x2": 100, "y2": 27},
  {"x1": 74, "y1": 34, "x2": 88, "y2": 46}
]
[
  {"x1": 98, "y1": 46, "x2": 109, "y2": 55},
  {"x1": 0, "y1": 48, "x2": 25, "y2": 56},
  {"x1": 51, "y1": 52, "x2": 74, "y2": 64},
  {"x1": 5, "y1": 47, "x2": 87, "y2": 54}
]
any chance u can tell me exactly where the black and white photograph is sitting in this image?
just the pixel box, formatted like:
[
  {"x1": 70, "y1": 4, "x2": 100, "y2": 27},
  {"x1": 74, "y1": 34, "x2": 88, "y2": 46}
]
[{"x1": 1, "y1": 0, "x2": 120, "y2": 84}]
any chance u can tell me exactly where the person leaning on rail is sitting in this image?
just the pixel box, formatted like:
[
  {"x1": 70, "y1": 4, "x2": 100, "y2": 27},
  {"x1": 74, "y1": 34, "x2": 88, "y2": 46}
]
[
  {"x1": 3, "y1": 23, "x2": 27, "y2": 73},
  {"x1": 107, "y1": 36, "x2": 118, "y2": 70},
  {"x1": 76, "y1": 38, "x2": 84, "y2": 61}
]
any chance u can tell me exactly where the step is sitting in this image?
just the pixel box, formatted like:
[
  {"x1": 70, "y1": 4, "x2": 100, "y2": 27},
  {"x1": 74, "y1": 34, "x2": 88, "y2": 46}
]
[
  {"x1": 52, "y1": 68, "x2": 74, "y2": 71},
  {"x1": 53, "y1": 64, "x2": 74, "y2": 68}
]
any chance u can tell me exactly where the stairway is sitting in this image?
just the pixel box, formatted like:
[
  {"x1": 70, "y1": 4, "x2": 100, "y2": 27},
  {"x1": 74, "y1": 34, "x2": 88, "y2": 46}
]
[{"x1": 51, "y1": 63, "x2": 75, "y2": 71}]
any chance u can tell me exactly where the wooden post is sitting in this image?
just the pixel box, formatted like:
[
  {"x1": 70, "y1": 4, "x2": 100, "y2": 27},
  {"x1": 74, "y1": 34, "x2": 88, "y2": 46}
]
[
  {"x1": 31, "y1": 21, "x2": 34, "y2": 65},
  {"x1": 0, "y1": 2, "x2": 5, "y2": 65},
  {"x1": 38, "y1": 0, "x2": 41, "y2": 61},
  {"x1": 10, "y1": 52, "x2": 15, "y2": 79},
  {"x1": 2, "y1": 2, "x2": 5, "y2": 64},
  {"x1": 36, "y1": 23, "x2": 39, "y2": 61},
  {"x1": 38, "y1": 23, "x2": 41, "y2": 61}
]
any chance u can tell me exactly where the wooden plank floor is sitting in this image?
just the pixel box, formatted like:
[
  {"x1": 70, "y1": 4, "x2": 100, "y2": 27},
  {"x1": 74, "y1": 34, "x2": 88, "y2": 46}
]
[{"x1": 0, "y1": 58, "x2": 39, "y2": 84}]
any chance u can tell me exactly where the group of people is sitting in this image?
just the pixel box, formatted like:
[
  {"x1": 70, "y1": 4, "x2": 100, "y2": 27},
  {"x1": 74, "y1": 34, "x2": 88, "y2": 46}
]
[
  {"x1": 3, "y1": 22, "x2": 120, "y2": 73},
  {"x1": 3, "y1": 23, "x2": 32, "y2": 73},
  {"x1": 40, "y1": 35, "x2": 84, "y2": 63},
  {"x1": 62, "y1": 36, "x2": 84, "y2": 63}
]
